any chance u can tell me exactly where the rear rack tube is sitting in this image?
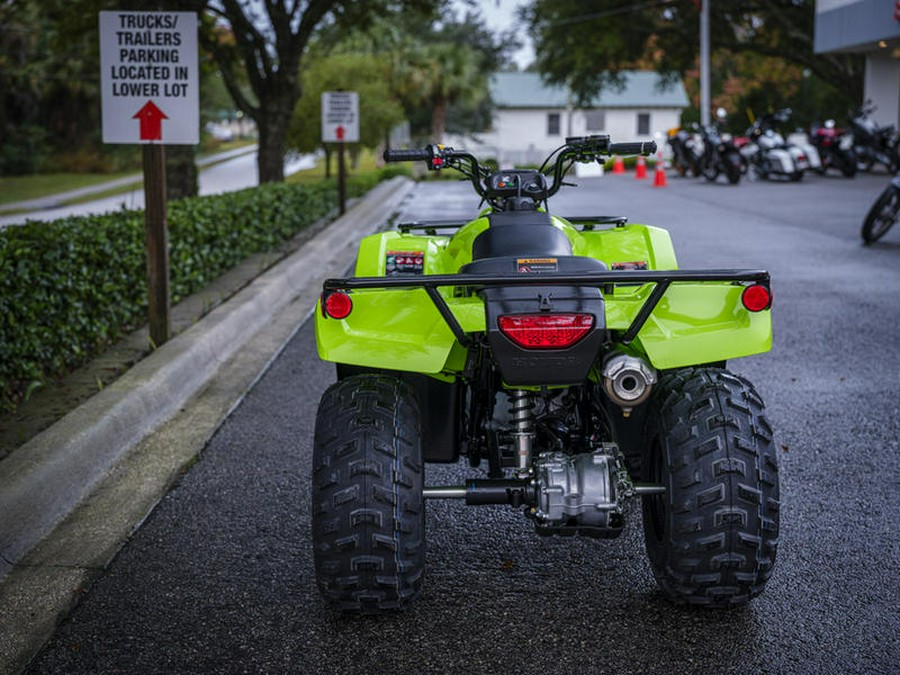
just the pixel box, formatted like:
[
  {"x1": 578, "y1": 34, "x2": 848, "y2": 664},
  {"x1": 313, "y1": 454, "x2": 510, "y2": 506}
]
[{"x1": 323, "y1": 269, "x2": 770, "y2": 347}]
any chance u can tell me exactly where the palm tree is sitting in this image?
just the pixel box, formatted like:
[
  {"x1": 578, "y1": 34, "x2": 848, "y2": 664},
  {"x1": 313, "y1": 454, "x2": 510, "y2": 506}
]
[{"x1": 402, "y1": 43, "x2": 487, "y2": 143}]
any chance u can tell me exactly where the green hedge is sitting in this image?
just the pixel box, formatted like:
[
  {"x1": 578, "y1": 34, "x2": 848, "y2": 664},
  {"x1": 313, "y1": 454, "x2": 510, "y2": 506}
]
[{"x1": 0, "y1": 172, "x2": 385, "y2": 411}]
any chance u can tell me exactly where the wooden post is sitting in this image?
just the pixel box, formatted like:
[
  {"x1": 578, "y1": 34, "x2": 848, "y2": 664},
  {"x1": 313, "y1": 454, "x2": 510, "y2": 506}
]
[
  {"x1": 337, "y1": 140, "x2": 346, "y2": 215},
  {"x1": 143, "y1": 144, "x2": 170, "y2": 347}
]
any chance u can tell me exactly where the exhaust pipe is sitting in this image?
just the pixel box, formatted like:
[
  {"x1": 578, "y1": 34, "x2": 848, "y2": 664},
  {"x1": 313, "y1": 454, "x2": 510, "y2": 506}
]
[{"x1": 602, "y1": 353, "x2": 656, "y2": 416}]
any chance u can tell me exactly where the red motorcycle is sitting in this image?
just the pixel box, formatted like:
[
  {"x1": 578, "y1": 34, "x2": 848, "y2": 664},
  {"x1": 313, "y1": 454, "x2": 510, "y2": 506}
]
[{"x1": 810, "y1": 120, "x2": 857, "y2": 177}]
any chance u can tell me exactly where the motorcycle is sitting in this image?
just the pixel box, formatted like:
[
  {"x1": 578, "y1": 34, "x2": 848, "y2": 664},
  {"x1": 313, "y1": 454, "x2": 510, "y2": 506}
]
[
  {"x1": 861, "y1": 174, "x2": 900, "y2": 244},
  {"x1": 697, "y1": 122, "x2": 743, "y2": 184},
  {"x1": 666, "y1": 125, "x2": 701, "y2": 177},
  {"x1": 809, "y1": 119, "x2": 857, "y2": 177},
  {"x1": 850, "y1": 102, "x2": 899, "y2": 173},
  {"x1": 312, "y1": 135, "x2": 779, "y2": 613},
  {"x1": 743, "y1": 109, "x2": 809, "y2": 181}
]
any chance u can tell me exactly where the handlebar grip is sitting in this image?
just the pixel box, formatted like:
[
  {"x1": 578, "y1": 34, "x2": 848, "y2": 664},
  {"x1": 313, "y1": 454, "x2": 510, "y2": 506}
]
[
  {"x1": 608, "y1": 141, "x2": 658, "y2": 156},
  {"x1": 383, "y1": 148, "x2": 431, "y2": 163}
]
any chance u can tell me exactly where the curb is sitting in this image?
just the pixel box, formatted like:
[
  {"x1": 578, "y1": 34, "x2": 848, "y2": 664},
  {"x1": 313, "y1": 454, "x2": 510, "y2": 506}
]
[{"x1": 0, "y1": 176, "x2": 414, "y2": 581}]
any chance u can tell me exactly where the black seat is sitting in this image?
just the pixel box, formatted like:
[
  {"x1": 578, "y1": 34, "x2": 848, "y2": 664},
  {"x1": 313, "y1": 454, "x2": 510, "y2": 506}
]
[{"x1": 472, "y1": 211, "x2": 573, "y2": 260}]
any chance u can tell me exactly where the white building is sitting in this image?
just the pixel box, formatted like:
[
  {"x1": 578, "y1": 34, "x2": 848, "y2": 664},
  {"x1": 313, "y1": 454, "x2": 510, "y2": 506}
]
[
  {"x1": 814, "y1": 0, "x2": 900, "y2": 127},
  {"x1": 449, "y1": 71, "x2": 689, "y2": 167}
]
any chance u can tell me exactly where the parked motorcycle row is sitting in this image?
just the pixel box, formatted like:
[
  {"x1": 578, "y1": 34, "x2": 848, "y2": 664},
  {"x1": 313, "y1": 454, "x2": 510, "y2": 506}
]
[{"x1": 667, "y1": 104, "x2": 900, "y2": 186}]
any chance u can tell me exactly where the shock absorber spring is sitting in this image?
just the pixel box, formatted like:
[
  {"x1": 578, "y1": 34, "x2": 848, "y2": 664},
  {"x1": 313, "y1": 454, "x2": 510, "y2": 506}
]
[{"x1": 508, "y1": 389, "x2": 536, "y2": 477}]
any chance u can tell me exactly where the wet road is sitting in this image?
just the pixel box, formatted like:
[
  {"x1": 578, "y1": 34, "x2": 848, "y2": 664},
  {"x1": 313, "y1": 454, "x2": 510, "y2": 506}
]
[
  {"x1": 26, "y1": 169, "x2": 900, "y2": 674},
  {"x1": 0, "y1": 149, "x2": 315, "y2": 228}
]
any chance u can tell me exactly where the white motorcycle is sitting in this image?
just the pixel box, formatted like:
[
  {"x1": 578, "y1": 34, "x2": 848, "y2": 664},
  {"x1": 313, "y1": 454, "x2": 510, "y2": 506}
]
[{"x1": 743, "y1": 109, "x2": 813, "y2": 181}]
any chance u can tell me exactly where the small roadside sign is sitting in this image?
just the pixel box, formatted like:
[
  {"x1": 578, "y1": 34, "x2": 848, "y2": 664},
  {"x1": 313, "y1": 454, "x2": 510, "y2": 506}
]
[
  {"x1": 321, "y1": 92, "x2": 359, "y2": 143},
  {"x1": 99, "y1": 11, "x2": 199, "y2": 145}
]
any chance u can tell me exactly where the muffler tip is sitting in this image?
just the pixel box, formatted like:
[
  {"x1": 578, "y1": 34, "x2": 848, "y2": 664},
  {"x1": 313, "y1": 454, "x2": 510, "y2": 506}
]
[{"x1": 602, "y1": 354, "x2": 657, "y2": 410}]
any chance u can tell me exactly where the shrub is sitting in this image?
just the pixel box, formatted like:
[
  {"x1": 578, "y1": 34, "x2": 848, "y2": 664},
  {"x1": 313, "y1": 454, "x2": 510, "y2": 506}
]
[{"x1": 0, "y1": 176, "x2": 382, "y2": 411}]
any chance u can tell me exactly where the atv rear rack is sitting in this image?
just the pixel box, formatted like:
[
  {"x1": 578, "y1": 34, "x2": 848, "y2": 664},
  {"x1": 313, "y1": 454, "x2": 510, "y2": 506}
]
[{"x1": 323, "y1": 269, "x2": 770, "y2": 348}]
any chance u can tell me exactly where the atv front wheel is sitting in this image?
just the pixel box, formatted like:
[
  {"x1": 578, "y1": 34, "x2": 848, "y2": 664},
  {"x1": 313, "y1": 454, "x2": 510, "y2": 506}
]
[
  {"x1": 311, "y1": 374, "x2": 425, "y2": 613},
  {"x1": 642, "y1": 368, "x2": 779, "y2": 607}
]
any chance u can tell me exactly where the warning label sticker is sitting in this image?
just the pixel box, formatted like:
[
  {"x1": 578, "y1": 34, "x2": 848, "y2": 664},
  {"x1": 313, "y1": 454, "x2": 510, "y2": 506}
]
[
  {"x1": 517, "y1": 257, "x2": 558, "y2": 273},
  {"x1": 386, "y1": 251, "x2": 424, "y2": 276}
]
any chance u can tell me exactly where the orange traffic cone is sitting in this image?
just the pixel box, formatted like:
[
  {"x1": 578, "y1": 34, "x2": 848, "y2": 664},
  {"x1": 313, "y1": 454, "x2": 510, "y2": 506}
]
[
  {"x1": 635, "y1": 156, "x2": 647, "y2": 179},
  {"x1": 612, "y1": 155, "x2": 625, "y2": 174},
  {"x1": 653, "y1": 156, "x2": 668, "y2": 187}
]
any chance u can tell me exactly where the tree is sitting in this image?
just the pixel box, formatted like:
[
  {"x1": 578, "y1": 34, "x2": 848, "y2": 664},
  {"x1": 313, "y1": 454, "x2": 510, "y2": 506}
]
[
  {"x1": 286, "y1": 51, "x2": 406, "y2": 173},
  {"x1": 203, "y1": 0, "x2": 439, "y2": 183},
  {"x1": 312, "y1": 7, "x2": 516, "y2": 143},
  {"x1": 401, "y1": 42, "x2": 486, "y2": 143},
  {"x1": 523, "y1": 0, "x2": 864, "y2": 112}
]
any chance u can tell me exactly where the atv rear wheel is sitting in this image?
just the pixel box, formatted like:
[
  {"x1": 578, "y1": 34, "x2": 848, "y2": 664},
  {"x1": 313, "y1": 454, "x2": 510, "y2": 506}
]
[
  {"x1": 642, "y1": 368, "x2": 779, "y2": 607},
  {"x1": 311, "y1": 374, "x2": 425, "y2": 613}
]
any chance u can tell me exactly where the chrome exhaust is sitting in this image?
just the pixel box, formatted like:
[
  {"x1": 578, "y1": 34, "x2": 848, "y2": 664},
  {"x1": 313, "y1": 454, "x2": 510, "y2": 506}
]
[{"x1": 602, "y1": 353, "x2": 657, "y2": 416}]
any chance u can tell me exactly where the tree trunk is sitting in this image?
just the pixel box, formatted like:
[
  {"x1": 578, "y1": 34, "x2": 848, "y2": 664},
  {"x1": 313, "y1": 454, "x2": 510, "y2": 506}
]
[
  {"x1": 165, "y1": 145, "x2": 198, "y2": 200},
  {"x1": 431, "y1": 99, "x2": 446, "y2": 144},
  {"x1": 324, "y1": 146, "x2": 332, "y2": 179},
  {"x1": 256, "y1": 96, "x2": 295, "y2": 183},
  {"x1": 256, "y1": 119, "x2": 285, "y2": 183}
]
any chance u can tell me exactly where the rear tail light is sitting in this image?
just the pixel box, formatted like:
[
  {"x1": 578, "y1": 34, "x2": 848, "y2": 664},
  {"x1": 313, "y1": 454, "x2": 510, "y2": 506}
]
[
  {"x1": 497, "y1": 313, "x2": 594, "y2": 349},
  {"x1": 322, "y1": 291, "x2": 352, "y2": 319},
  {"x1": 741, "y1": 284, "x2": 771, "y2": 312}
]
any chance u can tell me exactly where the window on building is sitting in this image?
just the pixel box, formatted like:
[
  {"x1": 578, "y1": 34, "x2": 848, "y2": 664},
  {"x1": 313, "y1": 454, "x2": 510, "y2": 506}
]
[
  {"x1": 547, "y1": 112, "x2": 561, "y2": 136},
  {"x1": 637, "y1": 112, "x2": 651, "y2": 136},
  {"x1": 585, "y1": 110, "x2": 606, "y2": 132}
]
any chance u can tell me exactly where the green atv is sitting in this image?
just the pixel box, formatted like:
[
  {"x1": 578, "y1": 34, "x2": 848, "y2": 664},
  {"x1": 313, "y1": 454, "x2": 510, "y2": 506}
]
[{"x1": 311, "y1": 136, "x2": 779, "y2": 613}]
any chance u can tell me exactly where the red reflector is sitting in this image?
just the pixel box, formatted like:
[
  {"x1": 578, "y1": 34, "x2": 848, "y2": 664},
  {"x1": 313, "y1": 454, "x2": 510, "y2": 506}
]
[
  {"x1": 741, "y1": 284, "x2": 771, "y2": 312},
  {"x1": 323, "y1": 291, "x2": 352, "y2": 319},
  {"x1": 497, "y1": 313, "x2": 594, "y2": 349}
]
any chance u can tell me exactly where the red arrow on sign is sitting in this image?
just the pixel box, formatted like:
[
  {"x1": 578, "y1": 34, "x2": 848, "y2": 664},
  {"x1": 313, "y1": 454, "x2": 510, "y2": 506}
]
[{"x1": 133, "y1": 100, "x2": 168, "y2": 141}]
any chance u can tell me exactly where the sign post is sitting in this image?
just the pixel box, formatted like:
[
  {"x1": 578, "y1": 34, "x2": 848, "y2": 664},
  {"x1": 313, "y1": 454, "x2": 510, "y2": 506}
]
[
  {"x1": 99, "y1": 10, "x2": 199, "y2": 347},
  {"x1": 322, "y1": 92, "x2": 359, "y2": 215}
]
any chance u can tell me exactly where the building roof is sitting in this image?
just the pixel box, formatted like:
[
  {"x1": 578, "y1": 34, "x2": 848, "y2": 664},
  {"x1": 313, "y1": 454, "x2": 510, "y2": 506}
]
[{"x1": 490, "y1": 71, "x2": 690, "y2": 109}]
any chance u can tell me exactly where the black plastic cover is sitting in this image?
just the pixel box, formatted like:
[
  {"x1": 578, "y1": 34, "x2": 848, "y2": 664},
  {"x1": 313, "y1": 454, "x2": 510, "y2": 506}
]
[{"x1": 461, "y1": 256, "x2": 607, "y2": 386}]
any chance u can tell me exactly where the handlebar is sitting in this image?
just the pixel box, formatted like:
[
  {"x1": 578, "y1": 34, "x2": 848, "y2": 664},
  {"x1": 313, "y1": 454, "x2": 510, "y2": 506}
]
[
  {"x1": 382, "y1": 136, "x2": 659, "y2": 205},
  {"x1": 608, "y1": 141, "x2": 657, "y2": 156},
  {"x1": 384, "y1": 148, "x2": 432, "y2": 162}
]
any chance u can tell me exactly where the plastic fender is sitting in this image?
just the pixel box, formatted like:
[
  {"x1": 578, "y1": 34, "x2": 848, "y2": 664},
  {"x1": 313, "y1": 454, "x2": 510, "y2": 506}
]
[
  {"x1": 316, "y1": 289, "x2": 481, "y2": 375},
  {"x1": 607, "y1": 282, "x2": 772, "y2": 368},
  {"x1": 318, "y1": 223, "x2": 768, "y2": 374},
  {"x1": 443, "y1": 217, "x2": 489, "y2": 270},
  {"x1": 354, "y1": 231, "x2": 453, "y2": 276},
  {"x1": 554, "y1": 221, "x2": 679, "y2": 270}
]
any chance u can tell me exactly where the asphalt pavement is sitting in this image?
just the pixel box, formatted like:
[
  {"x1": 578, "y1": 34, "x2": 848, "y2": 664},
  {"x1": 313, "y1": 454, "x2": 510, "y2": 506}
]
[{"x1": 4, "y1": 167, "x2": 900, "y2": 674}]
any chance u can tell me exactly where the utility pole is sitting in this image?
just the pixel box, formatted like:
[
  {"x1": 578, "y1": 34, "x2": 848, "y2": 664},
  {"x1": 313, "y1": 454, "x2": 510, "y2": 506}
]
[{"x1": 700, "y1": 0, "x2": 711, "y2": 126}]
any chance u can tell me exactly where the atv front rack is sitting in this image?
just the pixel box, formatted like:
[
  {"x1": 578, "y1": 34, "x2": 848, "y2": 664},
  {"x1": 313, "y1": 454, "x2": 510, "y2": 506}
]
[
  {"x1": 397, "y1": 215, "x2": 629, "y2": 234},
  {"x1": 323, "y1": 269, "x2": 770, "y2": 348}
]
